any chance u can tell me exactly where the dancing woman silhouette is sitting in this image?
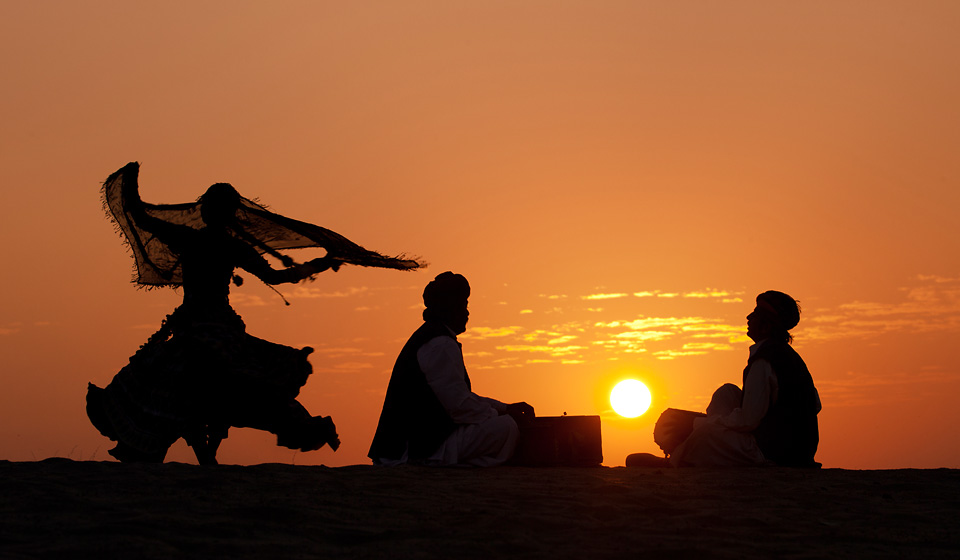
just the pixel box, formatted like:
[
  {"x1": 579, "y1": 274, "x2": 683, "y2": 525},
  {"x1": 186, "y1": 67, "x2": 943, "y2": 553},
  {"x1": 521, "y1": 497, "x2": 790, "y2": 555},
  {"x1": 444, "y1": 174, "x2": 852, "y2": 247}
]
[{"x1": 86, "y1": 162, "x2": 423, "y2": 464}]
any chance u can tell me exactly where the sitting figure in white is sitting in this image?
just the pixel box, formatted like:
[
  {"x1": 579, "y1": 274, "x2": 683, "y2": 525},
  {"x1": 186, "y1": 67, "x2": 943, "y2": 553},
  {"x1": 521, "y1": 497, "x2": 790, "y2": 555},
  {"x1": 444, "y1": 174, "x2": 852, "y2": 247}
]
[
  {"x1": 629, "y1": 291, "x2": 822, "y2": 468},
  {"x1": 368, "y1": 272, "x2": 535, "y2": 467}
]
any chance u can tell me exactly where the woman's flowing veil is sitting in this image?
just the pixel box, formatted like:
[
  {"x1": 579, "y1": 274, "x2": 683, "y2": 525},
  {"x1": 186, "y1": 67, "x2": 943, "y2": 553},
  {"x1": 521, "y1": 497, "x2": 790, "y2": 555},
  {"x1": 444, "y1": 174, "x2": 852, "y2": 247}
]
[{"x1": 102, "y1": 162, "x2": 424, "y2": 288}]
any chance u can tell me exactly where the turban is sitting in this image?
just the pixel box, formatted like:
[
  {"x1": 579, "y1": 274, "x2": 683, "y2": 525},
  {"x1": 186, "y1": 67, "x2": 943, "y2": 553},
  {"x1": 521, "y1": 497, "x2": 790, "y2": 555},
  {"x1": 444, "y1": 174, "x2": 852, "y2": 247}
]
[{"x1": 423, "y1": 272, "x2": 470, "y2": 310}]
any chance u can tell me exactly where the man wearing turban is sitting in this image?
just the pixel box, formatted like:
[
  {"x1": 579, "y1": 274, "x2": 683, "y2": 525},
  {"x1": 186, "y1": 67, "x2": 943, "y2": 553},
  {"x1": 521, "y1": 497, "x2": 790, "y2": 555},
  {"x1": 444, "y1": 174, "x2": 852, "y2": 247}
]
[
  {"x1": 631, "y1": 291, "x2": 822, "y2": 467},
  {"x1": 368, "y1": 272, "x2": 535, "y2": 466}
]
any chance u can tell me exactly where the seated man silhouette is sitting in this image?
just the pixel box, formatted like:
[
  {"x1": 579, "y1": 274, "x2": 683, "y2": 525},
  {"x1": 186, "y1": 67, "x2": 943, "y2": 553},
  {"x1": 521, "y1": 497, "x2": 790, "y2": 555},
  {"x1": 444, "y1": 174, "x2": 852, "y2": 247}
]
[
  {"x1": 629, "y1": 291, "x2": 822, "y2": 468},
  {"x1": 368, "y1": 272, "x2": 535, "y2": 466}
]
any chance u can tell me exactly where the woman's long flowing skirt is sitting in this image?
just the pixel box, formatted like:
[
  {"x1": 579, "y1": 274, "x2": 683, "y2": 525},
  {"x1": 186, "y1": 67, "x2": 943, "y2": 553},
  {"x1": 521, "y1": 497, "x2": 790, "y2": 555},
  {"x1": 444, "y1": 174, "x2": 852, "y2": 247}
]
[{"x1": 86, "y1": 307, "x2": 334, "y2": 461}]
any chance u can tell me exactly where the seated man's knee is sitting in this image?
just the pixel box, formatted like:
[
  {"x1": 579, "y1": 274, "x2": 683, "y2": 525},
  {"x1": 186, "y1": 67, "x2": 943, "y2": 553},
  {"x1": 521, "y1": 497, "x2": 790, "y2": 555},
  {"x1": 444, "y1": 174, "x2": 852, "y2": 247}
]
[
  {"x1": 493, "y1": 414, "x2": 520, "y2": 445},
  {"x1": 457, "y1": 414, "x2": 521, "y2": 466},
  {"x1": 487, "y1": 414, "x2": 521, "y2": 451},
  {"x1": 706, "y1": 383, "x2": 743, "y2": 416}
]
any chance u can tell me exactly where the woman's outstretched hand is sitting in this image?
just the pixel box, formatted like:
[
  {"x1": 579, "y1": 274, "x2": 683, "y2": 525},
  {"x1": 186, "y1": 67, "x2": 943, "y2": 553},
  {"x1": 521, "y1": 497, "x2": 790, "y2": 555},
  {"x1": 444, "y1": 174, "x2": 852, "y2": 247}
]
[{"x1": 305, "y1": 256, "x2": 342, "y2": 274}]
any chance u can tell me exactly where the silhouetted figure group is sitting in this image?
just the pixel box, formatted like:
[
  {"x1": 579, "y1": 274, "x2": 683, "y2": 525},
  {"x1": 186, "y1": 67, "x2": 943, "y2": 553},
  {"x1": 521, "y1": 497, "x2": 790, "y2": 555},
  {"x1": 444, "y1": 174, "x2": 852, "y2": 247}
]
[
  {"x1": 627, "y1": 291, "x2": 822, "y2": 468},
  {"x1": 88, "y1": 163, "x2": 821, "y2": 469}
]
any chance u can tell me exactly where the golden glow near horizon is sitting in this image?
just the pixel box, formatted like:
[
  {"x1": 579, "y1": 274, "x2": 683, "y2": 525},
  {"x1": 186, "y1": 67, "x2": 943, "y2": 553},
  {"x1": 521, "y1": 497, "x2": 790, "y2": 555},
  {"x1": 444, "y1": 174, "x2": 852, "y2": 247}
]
[{"x1": 610, "y1": 379, "x2": 652, "y2": 418}]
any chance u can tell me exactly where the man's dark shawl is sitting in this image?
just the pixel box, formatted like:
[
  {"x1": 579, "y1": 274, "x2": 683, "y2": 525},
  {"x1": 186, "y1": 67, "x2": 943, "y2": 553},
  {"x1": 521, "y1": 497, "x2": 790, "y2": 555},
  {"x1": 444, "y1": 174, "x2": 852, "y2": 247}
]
[
  {"x1": 103, "y1": 162, "x2": 424, "y2": 288},
  {"x1": 368, "y1": 321, "x2": 466, "y2": 462}
]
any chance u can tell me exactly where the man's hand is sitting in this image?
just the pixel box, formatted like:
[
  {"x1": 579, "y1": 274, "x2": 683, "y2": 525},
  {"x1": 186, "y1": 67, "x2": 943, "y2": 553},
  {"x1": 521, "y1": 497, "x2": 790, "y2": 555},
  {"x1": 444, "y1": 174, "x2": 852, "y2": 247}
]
[{"x1": 506, "y1": 402, "x2": 535, "y2": 423}]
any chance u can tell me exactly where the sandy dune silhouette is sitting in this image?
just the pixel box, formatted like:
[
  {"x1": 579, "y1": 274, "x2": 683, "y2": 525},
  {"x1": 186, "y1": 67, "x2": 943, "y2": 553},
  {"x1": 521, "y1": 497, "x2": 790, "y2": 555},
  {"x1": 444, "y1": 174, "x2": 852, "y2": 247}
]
[{"x1": 2, "y1": 459, "x2": 958, "y2": 559}]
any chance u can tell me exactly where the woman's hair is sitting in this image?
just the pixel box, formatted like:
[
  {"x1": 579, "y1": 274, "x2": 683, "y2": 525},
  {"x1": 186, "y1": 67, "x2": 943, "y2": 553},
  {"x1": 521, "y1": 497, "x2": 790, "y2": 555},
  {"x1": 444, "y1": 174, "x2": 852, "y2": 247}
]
[{"x1": 199, "y1": 183, "x2": 242, "y2": 227}]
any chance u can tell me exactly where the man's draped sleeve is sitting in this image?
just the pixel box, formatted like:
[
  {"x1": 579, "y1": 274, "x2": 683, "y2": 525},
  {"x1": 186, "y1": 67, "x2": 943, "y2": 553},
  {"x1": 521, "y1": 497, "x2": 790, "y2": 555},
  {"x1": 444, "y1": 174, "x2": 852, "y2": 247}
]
[
  {"x1": 417, "y1": 336, "x2": 504, "y2": 424},
  {"x1": 716, "y1": 359, "x2": 777, "y2": 432}
]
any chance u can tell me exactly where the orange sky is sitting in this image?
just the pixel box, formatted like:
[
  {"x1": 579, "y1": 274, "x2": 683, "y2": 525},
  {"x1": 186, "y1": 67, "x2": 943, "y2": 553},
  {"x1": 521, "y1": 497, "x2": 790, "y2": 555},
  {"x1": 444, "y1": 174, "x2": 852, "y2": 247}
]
[{"x1": 2, "y1": 1, "x2": 959, "y2": 468}]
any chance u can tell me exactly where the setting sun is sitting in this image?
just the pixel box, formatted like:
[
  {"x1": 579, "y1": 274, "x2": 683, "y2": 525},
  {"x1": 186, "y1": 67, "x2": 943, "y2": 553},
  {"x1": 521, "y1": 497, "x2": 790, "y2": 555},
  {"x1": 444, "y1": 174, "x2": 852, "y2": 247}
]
[{"x1": 610, "y1": 379, "x2": 652, "y2": 418}]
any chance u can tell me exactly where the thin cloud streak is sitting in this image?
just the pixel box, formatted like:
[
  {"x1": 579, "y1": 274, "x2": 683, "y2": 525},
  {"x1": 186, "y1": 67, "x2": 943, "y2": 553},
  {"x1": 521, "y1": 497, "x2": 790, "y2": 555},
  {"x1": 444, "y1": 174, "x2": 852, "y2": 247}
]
[
  {"x1": 582, "y1": 293, "x2": 629, "y2": 300},
  {"x1": 288, "y1": 286, "x2": 370, "y2": 299}
]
